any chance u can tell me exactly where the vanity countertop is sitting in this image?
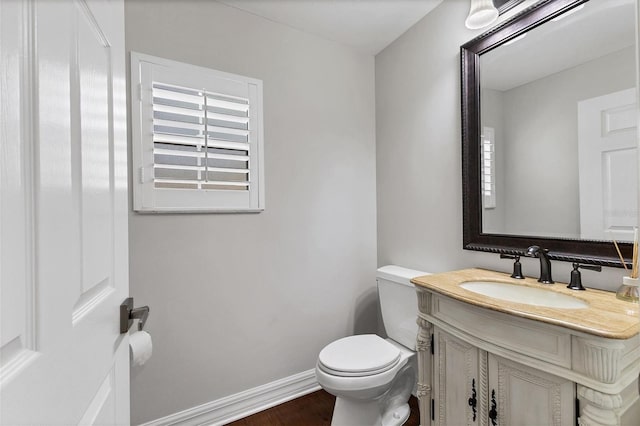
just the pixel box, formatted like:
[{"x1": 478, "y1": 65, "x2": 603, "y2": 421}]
[{"x1": 411, "y1": 268, "x2": 639, "y2": 339}]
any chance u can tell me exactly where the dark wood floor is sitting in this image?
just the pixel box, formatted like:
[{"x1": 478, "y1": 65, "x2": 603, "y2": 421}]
[{"x1": 228, "y1": 390, "x2": 420, "y2": 426}]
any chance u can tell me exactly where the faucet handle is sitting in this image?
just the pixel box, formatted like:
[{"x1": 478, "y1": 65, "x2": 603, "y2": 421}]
[
  {"x1": 500, "y1": 254, "x2": 525, "y2": 279},
  {"x1": 567, "y1": 263, "x2": 602, "y2": 290}
]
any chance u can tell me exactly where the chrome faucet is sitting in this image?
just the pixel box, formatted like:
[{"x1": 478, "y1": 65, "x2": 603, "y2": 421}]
[{"x1": 525, "y1": 245, "x2": 554, "y2": 284}]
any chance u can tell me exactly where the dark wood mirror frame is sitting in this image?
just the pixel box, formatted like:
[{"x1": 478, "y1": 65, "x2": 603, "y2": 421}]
[{"x1": 461, "y1": 0, "x2": 634, "y2": 267}]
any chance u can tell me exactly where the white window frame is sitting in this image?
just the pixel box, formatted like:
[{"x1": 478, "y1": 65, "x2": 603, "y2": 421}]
[
  {"x1": 130, "y1": 52, "x2": 264, "y2": 213},
  {"x1": 481, "y1": 126, "x2": 496, "y2": 209}
]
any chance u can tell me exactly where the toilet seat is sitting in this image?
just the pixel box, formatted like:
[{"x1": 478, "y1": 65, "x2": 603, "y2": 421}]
[{"x1": 317, "y1": 335, "x2": 401, "y2": 378}]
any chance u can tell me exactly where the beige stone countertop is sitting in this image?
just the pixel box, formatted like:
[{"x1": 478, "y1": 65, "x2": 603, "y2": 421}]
[{"x1": 411, "y1": 268, "x2": 640, "y2": 340}]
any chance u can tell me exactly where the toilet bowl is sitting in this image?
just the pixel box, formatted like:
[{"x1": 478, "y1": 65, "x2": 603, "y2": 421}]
[
  {"x1": 315, "y1": 266, "x2": 428, "y2": 426},
  {"x1": 315, "y1": 335, "x2": 416, "y2": 425}
]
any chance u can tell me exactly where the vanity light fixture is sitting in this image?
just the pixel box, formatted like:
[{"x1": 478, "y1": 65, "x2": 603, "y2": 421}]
[
  {"x1": 551, "y1": 4, "x2": 585, "y2": 22},
  {"x1": 465, "y1": 0, "x2": 499, "y2": 30}
]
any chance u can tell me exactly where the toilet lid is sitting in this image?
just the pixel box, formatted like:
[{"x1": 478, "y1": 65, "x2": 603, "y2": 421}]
[{"x1": 318, "y1": 335, "x2": 401, "y2": 377}]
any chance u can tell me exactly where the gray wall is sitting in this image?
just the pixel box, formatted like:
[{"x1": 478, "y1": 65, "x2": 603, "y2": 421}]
[
  {"x1": 125, "y1": 1, "x2": 377, "y2": 424},
  {"x1": 376, "y1": 0, "x2": 628, "y2": 287},
  {"x1": 500, "y1": 46, "x2": 635, "y2": 237}
]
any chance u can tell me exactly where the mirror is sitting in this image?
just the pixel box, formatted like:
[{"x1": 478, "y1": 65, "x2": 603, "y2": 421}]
[{"x1": 461, "y1": 0, "x2": 636, "y2": 267}]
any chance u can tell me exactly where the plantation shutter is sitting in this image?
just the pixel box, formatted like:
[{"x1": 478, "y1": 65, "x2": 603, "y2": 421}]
[
  {"x1": 481, "y1": 126, "x2": 496, "y2": 209},
  {"x1": 131, "y1": 53, "x2": 264, "y2": 212}
]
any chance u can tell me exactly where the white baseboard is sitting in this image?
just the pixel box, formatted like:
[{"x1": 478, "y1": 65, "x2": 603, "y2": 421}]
[{"x1": 139, "y1": 369, "x2": 321, "y2": 426}]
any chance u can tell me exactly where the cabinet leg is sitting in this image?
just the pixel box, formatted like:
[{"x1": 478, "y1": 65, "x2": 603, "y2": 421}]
[
  {"x1": 416, "y1": 317, "x2": 433, "y2": 425},
  {"x1": 577, "y1": 385, "x2": 630, "y2": 426}
]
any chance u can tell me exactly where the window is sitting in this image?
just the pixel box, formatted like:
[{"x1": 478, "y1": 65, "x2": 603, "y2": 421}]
[
  {"x1": 130, "y1": 52, "x2": 264, "y2": 212},
  {"x1": 481, "y1": 126, "x2": 496, "y2": 209}
]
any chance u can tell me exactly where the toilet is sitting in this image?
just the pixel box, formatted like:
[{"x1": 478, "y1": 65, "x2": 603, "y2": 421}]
[{"x1": 315, "y1": 265, "x2": 428, "y2": 426}]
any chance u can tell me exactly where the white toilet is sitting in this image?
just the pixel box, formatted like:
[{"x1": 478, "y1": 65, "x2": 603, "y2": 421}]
[{"x1": 315, "y1": 265, "x2": 428, "y2": 426}]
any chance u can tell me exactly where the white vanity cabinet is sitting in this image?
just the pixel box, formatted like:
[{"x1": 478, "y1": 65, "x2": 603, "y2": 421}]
[
  {"x1": 485, "y1": 352, "x2": 574, "y2": 425},
  {"x1": 432, "y1": 327, "x2": 575, "y2": 426},
  {"x1": 414, "y1": 284, "x2": 640, "y2": 426},
  {"x1": 432, "y1": 328, "x2": 480, "y2": 425}
]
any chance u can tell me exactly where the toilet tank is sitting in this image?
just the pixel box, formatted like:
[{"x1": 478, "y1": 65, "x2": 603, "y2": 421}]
[{"x1": 377, "y1": 265, "x2": 430, "y2": 350}]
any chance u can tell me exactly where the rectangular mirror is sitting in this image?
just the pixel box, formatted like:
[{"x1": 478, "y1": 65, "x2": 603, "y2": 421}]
[{"x1": 461, "y1": 0, "x2": 637, "y2": 267}]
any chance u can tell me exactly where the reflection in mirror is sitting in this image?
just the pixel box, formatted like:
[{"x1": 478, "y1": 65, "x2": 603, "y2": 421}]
[{"x1": 479, "y1": 0, "x2": 638, "y2": 243}]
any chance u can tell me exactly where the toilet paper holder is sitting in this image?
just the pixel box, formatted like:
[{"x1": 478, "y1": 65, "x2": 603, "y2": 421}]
[{"x1": 120, "y1": 297, "x2": 150, "y2": 333}]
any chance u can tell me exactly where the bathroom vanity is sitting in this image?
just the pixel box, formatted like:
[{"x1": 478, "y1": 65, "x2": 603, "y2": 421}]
[
  {"x1": 412, "y1": 269, "x2": 640, "y2": 426},
  {"x1": 443, "y1": 0, "x2": 640, "y2": 422}
]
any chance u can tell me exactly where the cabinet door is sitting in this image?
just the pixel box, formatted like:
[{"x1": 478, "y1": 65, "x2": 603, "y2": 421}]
[
  {"x1": 433, "y1": 328, "x2": 481, "y2": 426},
  {"x1": 488, "y1": 354, "x2": 575, "y2": 426}
]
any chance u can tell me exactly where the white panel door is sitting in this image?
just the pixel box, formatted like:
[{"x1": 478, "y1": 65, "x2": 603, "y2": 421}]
[
  {"x1": 0, "y1": 0, "x2": 129, "y2": 424},
  {"x1": 578, "y1": 88, "x2": 638, "y2": 241}
]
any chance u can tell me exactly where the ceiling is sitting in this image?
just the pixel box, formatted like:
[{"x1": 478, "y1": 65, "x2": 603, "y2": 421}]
[{"x1": 217, "y1": 0, "x2": 444, "y2": 55}]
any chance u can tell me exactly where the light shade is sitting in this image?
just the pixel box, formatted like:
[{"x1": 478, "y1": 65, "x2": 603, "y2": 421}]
[{"x1": 465, "y1": 0, "x2": 499, "y2": 30}]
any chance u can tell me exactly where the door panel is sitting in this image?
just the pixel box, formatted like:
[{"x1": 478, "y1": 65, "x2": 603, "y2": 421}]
[
  {"x1": 0, "y1": 0, "x2": 38, "y2": 386},
  {"x1": 433, "y1": 328, "x2": 480, "y2": 426},
  {"x1": 488, "y1": 354, "x2": 574, "y2": 426},
  {"x1": 77, "y1": 3, "x2": 113, "y2": 297},
  {"x1": 0, "y1": 0, "x2": 129, "y2": 424},
  {"x1": 72, "y1": 0, "x2": 116, "y2": 324}
]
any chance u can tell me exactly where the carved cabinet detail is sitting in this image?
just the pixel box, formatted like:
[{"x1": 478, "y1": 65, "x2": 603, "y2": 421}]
[
  {"x1": 432, "y1": 328, "x2": 574, "y2": 425},
  {"x1": 416, "y1": 288, "x2": 640, "y2": 426}
]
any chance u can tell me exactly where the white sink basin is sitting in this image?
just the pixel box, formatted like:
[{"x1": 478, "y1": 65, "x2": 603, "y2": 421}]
[{"x1": 460, "y1": 281, "x2": 589, "y2": 309}]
